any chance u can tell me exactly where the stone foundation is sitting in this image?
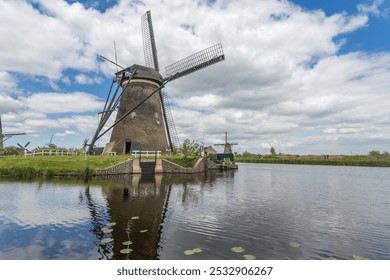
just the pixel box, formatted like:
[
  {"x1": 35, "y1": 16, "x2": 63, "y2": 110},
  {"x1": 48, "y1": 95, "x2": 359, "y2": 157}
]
[
  {"x1": 95, "y1": 157, "x2": 221, "y2": 175},
  {"x1": 95, "y1": 159, "x2": 133, "y2": 175}
]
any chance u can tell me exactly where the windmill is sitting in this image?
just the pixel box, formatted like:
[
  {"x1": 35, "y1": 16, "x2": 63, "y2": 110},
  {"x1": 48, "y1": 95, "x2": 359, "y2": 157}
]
[
  {"x1": 46, "y1": 134, "x2": 57, "y2": 149},
  {"x1": 17, "y1": 142, "x2": 31, "y2": 155},
  {"x1": 87, "y1": 11, "x2": 225, "y2": 155},
  {"x1": 0, "y1": 114, "x2": 26, "y2": 153},
  {"x1": 214, "y1": 132, "x2": 238, "y2": 154}
]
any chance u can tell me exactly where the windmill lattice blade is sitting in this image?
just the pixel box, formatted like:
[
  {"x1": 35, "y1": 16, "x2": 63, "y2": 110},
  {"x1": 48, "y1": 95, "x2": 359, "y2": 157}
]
[
  {"x1": 161, "y1": 90, "x2": 180, "y2": 149},
  {"x1": 164, "y1": 43, "x2": 225, "y2": 82},
  {"x1": 142, "y1": 11, "x2": 159, "y2": 71}
]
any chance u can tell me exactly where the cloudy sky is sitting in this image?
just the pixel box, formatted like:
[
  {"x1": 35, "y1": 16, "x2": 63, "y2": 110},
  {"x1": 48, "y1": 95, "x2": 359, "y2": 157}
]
[{"x1": 1, "y1": 0, "x2": 389, "y2": 155}]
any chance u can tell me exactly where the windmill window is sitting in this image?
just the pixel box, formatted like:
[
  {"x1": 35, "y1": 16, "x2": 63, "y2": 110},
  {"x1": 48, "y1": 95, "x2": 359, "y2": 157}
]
[
  {"x1": 155, "y1": 112, "x2": 160, "y2": 125},
  {"x1": 130, "y1": 112, "x2": 137, "y2": 119}
]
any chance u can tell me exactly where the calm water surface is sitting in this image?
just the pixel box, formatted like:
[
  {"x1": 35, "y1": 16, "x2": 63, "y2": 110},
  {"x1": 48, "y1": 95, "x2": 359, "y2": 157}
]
[{"x1": 1, "y1": 163, "x2": 389, "y2": 260}]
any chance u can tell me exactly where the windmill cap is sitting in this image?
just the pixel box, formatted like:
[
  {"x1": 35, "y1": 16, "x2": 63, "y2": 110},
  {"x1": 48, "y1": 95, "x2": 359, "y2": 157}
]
[{"x1": 117, "y1": 64, "x2": 163, "y2": 85}]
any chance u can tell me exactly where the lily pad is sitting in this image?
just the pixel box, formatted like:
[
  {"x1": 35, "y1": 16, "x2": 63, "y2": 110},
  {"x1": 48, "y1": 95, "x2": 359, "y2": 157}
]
[
  {"x1": 243, "y1": 254, "x2": 256, "y2": 260},
  {"x1": 330, "y1": 233, "x2": 347, "y2": 238},
  {"x1": 353, "y1": 255, "x2": 369, "y2": 260},
  {"x1": 120, "y1": 248, "x2": 133, "y2": 254},
  {"x1": 192, "y1": 248, "x2": 203, "y2": 253},
  {"x1": 140, "y1": 229, "x2": 148, "y2": 233},
  {"x1": 131, "y1": 216, "x2": 140, "y2": 220},
  {"x1": 231, "y1": 247, "x2": 245, "y2": 253},
  {"x1": 184, "y1": 250, "x2": 195, "y2": 255},
  {"x1": 289, "y1": 242, "x2": 301, "y2": 248},
  {"x1": 103, "y1": 228, "x2": 113, "y2": 234},
  {"x1": 106, "y1": 222, "x2": 116, "y2": 227},
  {"x1": 101, "y1": 237, "x2": 114, "y2": 244}
]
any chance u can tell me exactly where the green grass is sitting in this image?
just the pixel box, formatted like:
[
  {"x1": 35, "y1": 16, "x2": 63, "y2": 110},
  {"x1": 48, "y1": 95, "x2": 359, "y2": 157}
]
[
  {"x1": 0, "y1": 154, "x2": 201, "y2": 179},
  {"x1": 0, "y1": 155, "x2": 131, "y2": 179},
  {"x1": 235, "y1": 155, "x2": 390, "y2": 167}
]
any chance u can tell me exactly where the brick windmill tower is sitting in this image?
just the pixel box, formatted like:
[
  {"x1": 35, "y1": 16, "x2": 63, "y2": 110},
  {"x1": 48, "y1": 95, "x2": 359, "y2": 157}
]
[{"x1": 88, "y1": 11, "x2": 225, "y2": 155}]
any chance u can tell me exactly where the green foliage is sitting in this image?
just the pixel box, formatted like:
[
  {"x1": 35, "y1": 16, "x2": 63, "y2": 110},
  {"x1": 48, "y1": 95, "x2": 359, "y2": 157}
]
[
  {"x1": 368, "y1": 150, "x2": 381, "y2": 156},
  {"x1": 270, "y1": 146, "x2": 276, "y2": 156},
  {"x1": 235, "y1": 154, "x2": 390, "y2": 167},
  {"x1": 164, "y1": 156, "x2": 200, "y2": 168},
  {"x1": 4, "y1": 146, "x2": 23, "y2": 155},
  {"x1": 368, "y1": 150, "x2": 389, "y2": 157},
  {"x1": 242, "y1": 151, "x2": 256, "y2": 157},
  {"x1": 173, "y1": 139, "x2": 200, "y2": 157}
]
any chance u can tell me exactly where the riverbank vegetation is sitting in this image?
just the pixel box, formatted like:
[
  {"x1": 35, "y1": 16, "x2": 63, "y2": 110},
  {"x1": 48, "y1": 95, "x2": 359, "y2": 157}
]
[
  {"x1": 0, "y1": 154, "x2": 201, "y2": 179},
  {"x1": 235, "y1": 152, "x2": 390, "y2": 167},
  {"x1": 1, "y1": 149, "x2": 389, "y2": 180},
  {"x1": 0, "y1": 155, "x2": 131, "y2": 179}
]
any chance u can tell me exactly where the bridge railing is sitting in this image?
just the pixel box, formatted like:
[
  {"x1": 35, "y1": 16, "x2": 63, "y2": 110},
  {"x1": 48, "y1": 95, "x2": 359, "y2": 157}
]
[{"x1": 131, "y1": 150, "x2": 161, "y2": 158}]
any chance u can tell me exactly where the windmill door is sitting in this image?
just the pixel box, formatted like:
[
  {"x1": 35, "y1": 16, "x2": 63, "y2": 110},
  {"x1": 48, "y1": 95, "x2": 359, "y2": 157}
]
[{"x1": 124, "y1": 138, "x2": 140, "y2": 154}]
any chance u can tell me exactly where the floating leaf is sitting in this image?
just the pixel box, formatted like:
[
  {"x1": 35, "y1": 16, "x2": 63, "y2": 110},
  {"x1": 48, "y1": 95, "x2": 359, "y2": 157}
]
[
  {"x1": 107, "y1": 222, "x2": 116, "y2": 227},
  {"x1": 120, "y1": 248, "x2": 133, "y2": 254},
  {"x1": 184, "y1": 248, "x2": 202, "y2": 255},
  {"x1": 243, "y1": 254, "x2": 256, "y2": 260},
  {"x1": 353, "y1": 255, "x2": 369, "y2": 260},
  {"x1": 192, "y1": 248, "x2": 203, "y2": 253},
  {"x1": 101, "y1": 238, "x2": 114, "y2": 244},
  {"x1": 330, "y1": 233, "x2": 347, "y2": 238},
  {"x1": 289, "y1": 242, "x2": 301, "y2": 248},
  {"x1": 103, "y1": 228, "x2": 113, "y2": 234},
  {"x1": 231, "y1": 247, "x2": 245, "y2": 253},
  {"x1": 131, "y1": 216, "x2": 140, "y2": 220},
  {"x1": 122, "y1": 241, "x2": 133, "y2": 246},
  {"x1": 140, "y1": 229, "x2": 148, "y2": 233}
]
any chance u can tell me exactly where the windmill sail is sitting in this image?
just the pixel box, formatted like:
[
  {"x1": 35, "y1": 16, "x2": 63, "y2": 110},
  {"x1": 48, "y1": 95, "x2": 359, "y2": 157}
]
[
  {"x1": 164, "y1": 43, "x2": 225, "y2": 82},
  {"x1": 142, "y1": 11, "x2": 159, "y2": 71},
  {"x1": 160, "y1": 90, "x2": 180, "y2": 149}
]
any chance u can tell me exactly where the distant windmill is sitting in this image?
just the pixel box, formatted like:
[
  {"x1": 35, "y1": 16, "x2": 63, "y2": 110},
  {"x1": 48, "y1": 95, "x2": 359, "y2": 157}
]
[
  {"x1": 17, "y1": 141, "x2": 31, "y2": 155},
  {"x1": 46, "y1": 134, "x2": 57, "y2": 149},
  {"x1": 0, "y1": 114, "x2": 26, "y2": 153},
  {"x1": 88, "y1": 11, "x2": 225, "y2": 155},
  {"x1": 215, "y1": 132, "x2": 238, "y2": 154}
]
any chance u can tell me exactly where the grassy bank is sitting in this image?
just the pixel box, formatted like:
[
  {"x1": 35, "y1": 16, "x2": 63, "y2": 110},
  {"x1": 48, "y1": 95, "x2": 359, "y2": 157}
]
[
  {"x1": 235, "y1": 155, "x2": 390, "y2": 167},
  {"x1": 0, "y1": 155, "x2": 131, "y2": 179},
  {"x1": 0, "y1": 154, "x2": 201, "y2": 179}
]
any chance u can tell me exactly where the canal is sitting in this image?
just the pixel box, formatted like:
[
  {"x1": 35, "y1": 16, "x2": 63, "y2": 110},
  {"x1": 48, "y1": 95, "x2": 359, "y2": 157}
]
[{"x1": 1, "y1": 163, "x2": 389, "y2": 260}]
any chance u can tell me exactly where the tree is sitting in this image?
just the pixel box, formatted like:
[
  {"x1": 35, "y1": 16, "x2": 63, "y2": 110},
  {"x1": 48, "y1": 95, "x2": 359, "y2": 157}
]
[
  {"x1": 368, "y1": 150, "x2": 381, "y2": 156},
  {"x1": 4, "y1": 146, "x2": 23, "y2": 155},
  {"x1": 270, "y1": 146, "x2": 276, "y2": 156},
  {"x1": 173, "y1": 139, "x2": 200, "y2": 157}
]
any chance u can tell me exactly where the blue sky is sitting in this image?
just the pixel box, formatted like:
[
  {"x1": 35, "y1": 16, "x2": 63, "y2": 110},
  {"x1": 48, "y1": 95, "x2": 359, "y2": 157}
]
[
  {"x1": 292, "y1": 0, "x2": 390, "y2": 53},
  {"x1": 1, "y1": 0, "x2": 390, "y2": 155}
]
